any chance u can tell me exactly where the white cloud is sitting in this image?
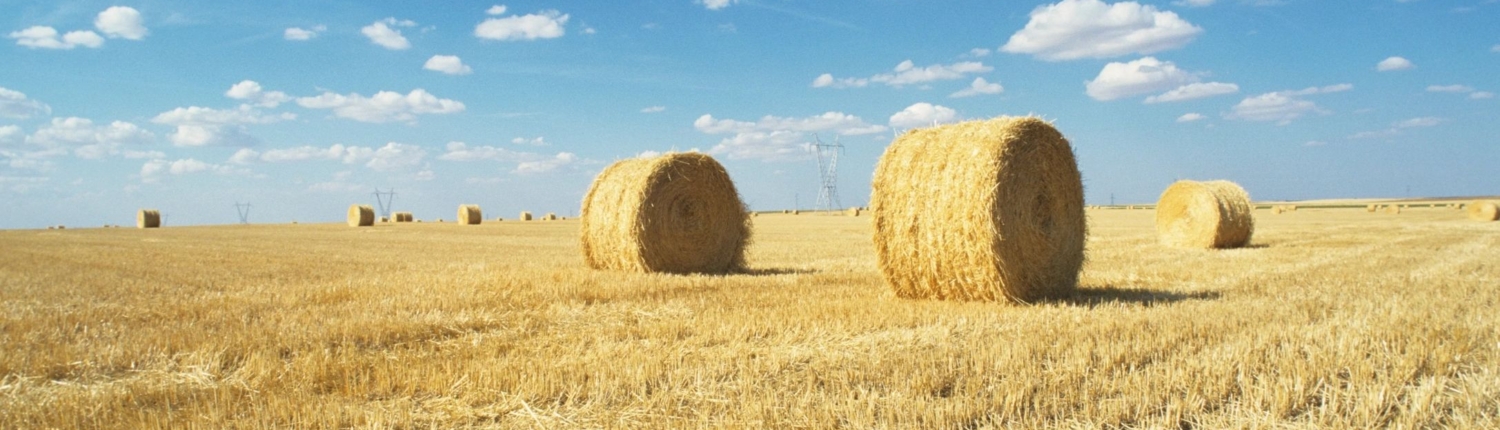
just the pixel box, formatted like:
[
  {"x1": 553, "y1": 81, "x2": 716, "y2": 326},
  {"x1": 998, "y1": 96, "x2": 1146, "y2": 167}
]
[
  {"x1": 707, "y1": 131, "x2": 810, "y2": 161},
  {"x1": 284, "y1": 25, "x2": 325, "y2": 41},
  {"x1": 475, "y1": 9, "x2": 569, "y2": 41},
  {"x1": 9, "y1": 26, "x2": 104, "y2": 49},
  {"x1": 1172, "y1": 0, "x2": 1215, "y2": 6},
  {"x1": 1395, "y1": 116, "x2": 1443, "y2": 128},
  {"x1": 364, "y1": 142, "x2": 427, "y2": 171},
  {"x1": 423, "y1": 55, "x2": 473, "y2": 75},
  {"x1": 1176, "y1": 112, "x2": 1205, "y2": 122},
  {"x1": 1376, "y1": 56, "x2": 1414, "y2": 71},
  {"x1": 1471, "y1": 91, "x2": 1495, "y2": 100},
  {"x1": 889, "y1": 103, "x2": 958, "y2": 128},
  {"x1": 95, "y1": 6, "x2": 148, "y2": 40},
  {"x1": 1145, "y1": 82, "x2": 1239, "y2": 103},
  {"x1": 1226, "y1": 93, "x2": 1322, "y2": 124},
  {"x1": 1492, "y1": 44, "x2": 1500, "y2": 53},
  {"x1": 511, "y1": 136, "x2": 548, "y2": 146},
  {"x1": 1001, "y1": 0, "x2": 1202, "y2": 61},
  {"x1": 26, "y1": 117, "x2": 155, "y2": 148},
  {"x1": 235, "y1": 142, "x2": 425, "y2": 172},
  {"x1": 224, "y1": 80, "x2": 291, "y2": 108},
  {"x1": 514, "y1": 152, "x2": 575, "y2": 174},
  {"x1": 1347, "y1": 117, "x2": 1445, "y2": 141},
  {"x1": 814, "y1": 60, "x2": 993, "y2": 89},
  {"x1": 1085, "y1": 57, "x2": 1197, "y2": 101},
  {"x1": 362, "y1": 19, "x2": 412, "y2": 50},
  {"x1": 694, "y1": 112, "x2": 886, "y2": 135},
  {"x1": 640, "y1": 106, "x2": 666, "y2": 113},
  {"x1": 487, "y1": 5, "x2": 508, "y2": 15},
  {"x1": 228, "y1": 148, "x2": 259, "y2": 165},
  {"x1": 152, "y1": 105, "x2": 293, "y2": 147},
  {"x1": 0, "y1": 87, "x2": 51, "y2": 119},
  {"x1": 296, "y1": 89, "x2": 465, "y2": 123},
  {"x1": 966, "y1": 48, "x2": 992, "y2": 57},
  {"x1": 1283, "y1": 83, "x2": 1352, "y2": 96},
  {"x1": 950, "y1": 77, "x2": 1005, "y2": 98},
  {"x1": 1425, "y1": 84, "x2": 1473, "y2": 93},
  {"x1": 0, "y1": 125, "x2": 24, "y2": 145},
  {"x1": 700, "y1": 0, "x2": 737, "y2": 10},
  {"x1": 140, "y1": 158, "x2": 247, "y2": 182}
]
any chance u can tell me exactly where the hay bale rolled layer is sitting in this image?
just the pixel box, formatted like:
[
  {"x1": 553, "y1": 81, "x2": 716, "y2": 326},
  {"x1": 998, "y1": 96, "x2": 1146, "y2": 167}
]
[
  {"x1": 579, "y1": 152, "x2": 750, "y2": 274},
  {"x1": 347, "y1": 204, "x2": 374, "y2": 227},
  {"x1": 871, "y1": 116, "x2": 1086, "y2": 303},
  {"x1": 519, "y1": 211, "x2": 532, "y2": 221},
  {"x1": 1468, "y1": 201, "x2": 1499, "y2": 221},
  {"x1": 136, "y1": 209, "x2": 161, "y2": 229},
  {"x1": 1155, "y1": 180, "x2": 1254, "y2": 249},
  {"x1": 457, "y1": 204, "x2": 482, "y2": 225}
]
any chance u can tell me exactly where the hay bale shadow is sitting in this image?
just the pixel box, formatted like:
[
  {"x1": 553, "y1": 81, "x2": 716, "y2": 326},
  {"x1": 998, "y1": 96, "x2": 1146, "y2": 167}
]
[{"x1": 1060, "y1": 285, "x2": 1220, "y2": 308}]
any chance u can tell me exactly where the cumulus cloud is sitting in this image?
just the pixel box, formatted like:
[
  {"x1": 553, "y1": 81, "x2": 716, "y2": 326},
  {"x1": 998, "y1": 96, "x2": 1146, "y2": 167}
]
[
  {"x1": 1472, "y1": 91, "x2": 1495, "y2": 100},
  {"x1": 889, "y1": 103, "x2": 958, "y2": 129},
  {"x1": 234, "y1": 142, "x2": 426, "y2": 172},
  {"x1": 1176, "y1": 112, "x2": 1206, "y2": 122},
  {"x1": 514, "y1": 152, "x2": 575, "y2": 174},
  {"x1": 1172, "y1": 0, "x2": 1215, "y2": 6},
  {"x1": 695, "y1": 112, "x2": 886, "y2": 161},
  {"x1": 700, "y1": 0, "x2": 737, "y2": 10},
  {"x1": 26, "y1": 117, "x2": 155, "y2": 148},
  {"x1": 950, "y1": 77, "x2": 1005, "y2": 98},
  {"x1": 284, "y1": 25, "x2": 326, "y2": 41},
  {"x1": 439, "y1": 141, "x2": 576, "y2": 174},
  {"x1": 813, "y1": 60, "x2": 992, "y2": 89},
  {"x1": 0, "y1": 87, "x2": 51, "y2": 119},
  {"x1": 1085, "y1": 57, "x2": 1197, "y2": 101},
  {"x1": 1376, "y1": 56, "x2": 1414, "y2": 71},
  {"x1": 0, "y1": 125, "x2": 24, "y2": 145},
  {"x1": 1224, "y1": 85, "x2": 1351, "y2": 124},
  {"x1": 362, "y1": 18, "x2": 414, "y2": 50},
  {"x1": 151, "y1": 105, "x2": 294, "y2": 147},
  {"x1": 511, "y1": 136, "x2": 548, "y2": 146},
  {"x1": 140, "y1": 158, "x2": 248, "y2": 182},
  {"x1": 296, "y1": 89, "x2": 465, "y2": 123},
  {"x1": 95, "y1": 6, "x2": 148, "y2": 40},
  {"x1": 423, "y1": 55, "x2": 473, "y2": 75},
  {"x1": 475, "y1": 9, "x2": 569, "y2": 41},
  {"x1": 1144, "y1": 81, "x2": 1239, "y2": 103},
  {"x1": 9, "y1": 26, "x2": 104, "y2": 49},
  {"x1": 487, "y1": 5, "x2": 508, "y2": 15},
  {"x1": 224, "y1": 80, "x2": 291, "y2": 108},
  {"x1": 1001, "y1": 0, "x2": 1202, "y2": 61}
]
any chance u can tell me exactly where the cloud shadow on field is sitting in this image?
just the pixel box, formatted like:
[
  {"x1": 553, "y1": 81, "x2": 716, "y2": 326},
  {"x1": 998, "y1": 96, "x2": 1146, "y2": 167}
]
[{"x1": 1061, "y1": 285, "x2": 1220, "y2": 308}]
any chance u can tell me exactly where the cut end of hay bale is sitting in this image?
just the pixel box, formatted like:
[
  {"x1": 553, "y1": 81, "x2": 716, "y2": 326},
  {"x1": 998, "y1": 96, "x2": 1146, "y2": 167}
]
[
  {"x1": 347, "y1": 204, "x2": 374, "y2": 227},
  {"x1": 136, "y1": 209, "x2": 161, "y2": 229},
  {"x1": 1155, "y1": 180, "x2": 1254, "y2": 249},
  {"x1": 1468, "y1": 200, "x2": 1499, "y2": 221},
  {"x1": 544, "y1": 212, "x2": 558, "y2": 221},
  {"x1": 579, "y1": 152, "x2": 750, "y2": 275},
  {"x1": 519, "y1": 211, "x2": 533, "y2": 221},
  {"x1": 871, "y1": 116, "x2": 1086, "y2": 303},
  {"x1": 457, "y1": 204, "x2": 483, "y2": 225}
]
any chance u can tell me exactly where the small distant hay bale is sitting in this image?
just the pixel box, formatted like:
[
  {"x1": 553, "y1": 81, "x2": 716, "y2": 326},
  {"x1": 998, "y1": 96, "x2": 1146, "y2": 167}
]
[
  {"x1": 380, "y1": 216, "x2": 389, "y2": 223},
  {"x1": 1386, "y1": 205, "x2": 1401, "y2": 214},
  {"x1": 457, "y1": 204, "x2": 483, "y2": 225},
  {"x1": 520, "y1": 211, "x2": 533, "y2": 221},
  {"x1": 847, "y1": 207, "x2": 862, "y2": 217},
  {"x1": 347, "y1": 204, "x2": 374, "y2": 227},
  {"x1": 791, "y1": 210, "x2": 800, "y2": 215},
  {"x1": 1271, "y1": 206, "x2": 1284, "y2": 215},
  {"x1": 46, "y1": 226, "x2": 54, "y2": 230},
  {"x1": 495, "y1": 217, "x2": 504, "y2": 222},
  {"x1": 137, "y1": 209, "x2": 161, "y2": 229},
  {"x1": 397, "y1": 212, "x2": 414, "y2": 222},
  {"x1": 57, "y1": 225, "x2": 65, "y2": 230},
  {"x1": 1467, "y1": 200, "x2": 1499, "y2": 221},
  {"x1": 871, "y1": 116, "x2": 1085, "y2": 303},
  {"x1": 1155, "y1": 180, "x2": 1254, "y2": 249},
  {"x1": 1366, "y1": 204, "x2": 1377, "y2": 213},
  {"x1": 544, "y1": 212, "x2": 557, "y2": 221},
  {"x1": 579, "y1": 152, "x2": 750, "y2": 274}
]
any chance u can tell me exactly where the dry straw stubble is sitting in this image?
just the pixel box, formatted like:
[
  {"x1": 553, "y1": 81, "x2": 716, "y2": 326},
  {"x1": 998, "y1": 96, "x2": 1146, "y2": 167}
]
[
  {"x1": 1155, "y1": 180, "x2": 1255, "y2": 249},
  {"x1": 1468, "y1": 200, "x2": 1499, "y2": 221},
  {"x1": 347, "y1": 205, "x2": 374, "y2": 227},
  {"x1": 870, "y1": 116, "x2": 1086, "y2": 303},
  {"x1": 457, "y1": 205, "x2": 482, "y2": 225},
  {"x1": 136, "y1": 209, "x2": 161, "y2": 229},
  {"x1": 579, "y1": 152, "x2": 750, "y2": 274}
]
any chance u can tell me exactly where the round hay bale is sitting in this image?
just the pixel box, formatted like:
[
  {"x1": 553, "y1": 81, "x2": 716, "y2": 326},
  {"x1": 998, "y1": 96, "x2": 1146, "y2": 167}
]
[
  {"x1": 847, "y1": 207, "x2": 862, "y2": 217},
  {"x1": 1467, "y1": 200, "x2": 1499, "y2": 221},
  {"x1": 1271, "y1": 206, "x2": 1284, "y2": 215},
  {"x1": 544, "y1": 212, "x2": 557, "y2": 221},
  {"x1": 1155, "y1": 180, "x2": 1254, "y2": 249},
  {"x1": 1366, "y1": 204, "x2": 1377, "y2": 213},
  {"x1": 380, "y1": 216, "x2": 389, "y2": 223},
  {"x1": 457, "y1": 204, "x2": 483, "y2": 225},
  {"x1": 579, "y1": 152, "x2": 750, "y2": 274},
  {"x1": 519, "y1": 211, "x2": 533, "y2": 221},
  {"x1": 46, "y1": 226, "x2": 54, "y2": 230},
  {"x1": 1386, "y1": 205, "x2": 1401, "y2": 214},
  {"x1": 136, "y1": 209, "x2": 161, "y2": 229},
  {"x1": 870, "y1": 116, "x2": 1085, "y2": 303},
  {"x1": 347, "y1": 204, "x2": 374, "y2": 227},
  {"x1": 791, "y1": 210, "x2": 800, "y2": 215}
]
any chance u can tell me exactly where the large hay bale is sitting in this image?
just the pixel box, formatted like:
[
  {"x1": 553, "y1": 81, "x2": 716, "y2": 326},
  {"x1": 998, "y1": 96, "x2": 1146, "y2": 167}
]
[
  {"x1": 579, "y1": 152, "x2": 750, "y2": 274},
  {"x1": 1155, "y1": 180, "x2": 1254, "y2": 249},
  {"x1": 347, "y1": 204, "x2": 374, "y2": 227},
  {"x1": 519, "y1": 211, "x2": 532, "y2": 221},
  {"x1": 136, "y1": 209, "x2": 161, "y2": 229},
  {"x1": 870, "y1": 116, "x2": 1085, "y2": 303},
  {"x1": 457, "y1": 204, "x2": 483, "y2": 225},
  {"x1": 1468, "y1": 200, "x2": 1499, "y2": 221}
]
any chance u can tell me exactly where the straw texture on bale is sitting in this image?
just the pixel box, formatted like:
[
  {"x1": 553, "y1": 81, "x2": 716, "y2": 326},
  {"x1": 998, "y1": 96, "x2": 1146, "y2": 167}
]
[
  {"x1": 579, "y1": 152, "x2": 750, "y2": 274},
  {"x1": 519, "y1": 211, "x2": 532, "y2": 221},
  {"x1": 136, "y1": 209, "x2": 161, "y2": 229},
  {"x1": 457, "y1": 204, "x2": 482, "y2": 225},
  {"x1": 1468, "y1": 201, "x2": 1499, "y2": 221},
  {"x1": 870, "y1": 116, "x2": 1086, "y2": 303},
  {"x1": 347, "y1": 204, "x2": 374, "y2": 227},
  {"x1": 1155, "y1": 180, "x2": 1254, "y2": 249}
]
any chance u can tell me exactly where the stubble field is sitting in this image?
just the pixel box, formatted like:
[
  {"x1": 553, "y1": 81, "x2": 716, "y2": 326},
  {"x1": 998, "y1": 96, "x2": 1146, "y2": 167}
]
[{"x1": 1, "y1": 206, "x2": 1497, "y2": 428}]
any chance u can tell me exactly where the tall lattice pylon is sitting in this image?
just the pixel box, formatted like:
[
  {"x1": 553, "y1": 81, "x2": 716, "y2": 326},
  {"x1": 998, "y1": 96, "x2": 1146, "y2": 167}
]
[
  {"x1": 811, "y1": 134, "x2": 844, "y2": 211},
  {"x1": 373, "y1": 188, "x2": 396, "y2": 220},
  {"x1": 234, "y1": 202, "x2": 252, "y2": 224}
]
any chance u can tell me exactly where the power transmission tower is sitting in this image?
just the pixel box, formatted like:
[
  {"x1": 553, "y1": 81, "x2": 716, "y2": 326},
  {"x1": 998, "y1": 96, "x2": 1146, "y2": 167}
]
[
  {"x1": 234, "y1": 202, "x2": 252, "y2": 224},
  {"x1": 810, "y1": 134, "x2": 844, "y2": 211},
  {"x1": 373, "y1": 188, "x2": 396, "y2": 220}
]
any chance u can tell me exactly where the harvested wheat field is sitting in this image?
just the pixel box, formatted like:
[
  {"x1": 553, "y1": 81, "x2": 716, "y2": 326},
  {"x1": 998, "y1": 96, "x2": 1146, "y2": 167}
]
[{"x1": 2, "y1": 208, "x2": 1499, "y2": 428}]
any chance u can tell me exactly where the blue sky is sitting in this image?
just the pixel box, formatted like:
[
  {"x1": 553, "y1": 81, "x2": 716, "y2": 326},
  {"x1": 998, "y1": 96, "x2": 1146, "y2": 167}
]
[{"x1": 2, "y1": 0, "x2": 1497, "y2": 228}]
